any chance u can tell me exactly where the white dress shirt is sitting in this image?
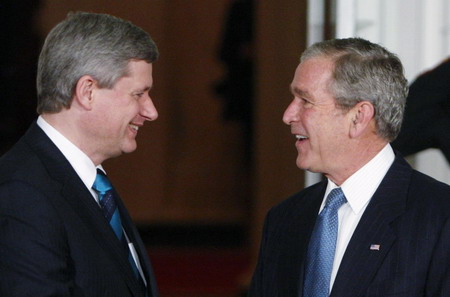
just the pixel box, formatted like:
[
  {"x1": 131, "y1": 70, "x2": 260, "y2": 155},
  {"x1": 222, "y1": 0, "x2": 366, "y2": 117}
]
[
  {"x1": 37, "y1": 116, "x2": 146, "y2": 283},
  {"x1": 319, "y1": 144, "x2": 395, "y2": 290}
]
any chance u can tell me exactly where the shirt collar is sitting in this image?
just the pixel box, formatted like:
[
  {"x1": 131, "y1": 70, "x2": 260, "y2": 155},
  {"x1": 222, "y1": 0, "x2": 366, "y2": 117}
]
[
  {"x1": 324, "y1": 144, "x2": 395, "y2": 214},
  {"x1": 37, "y1": 116, "x2": 103, "y2": 191}
]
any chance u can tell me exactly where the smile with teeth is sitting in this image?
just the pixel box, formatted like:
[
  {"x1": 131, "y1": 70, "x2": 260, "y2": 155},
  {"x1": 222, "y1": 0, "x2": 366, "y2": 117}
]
[
  {"x1": 129, "y1": 124, "x2": 139, "y2": 131},
  {"x1": 296, "y1": 135, "x2": 308, "y2": 141}
]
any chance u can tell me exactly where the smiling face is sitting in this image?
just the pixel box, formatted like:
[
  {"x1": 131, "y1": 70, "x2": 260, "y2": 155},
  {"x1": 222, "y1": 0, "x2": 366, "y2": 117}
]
[
  {"x1": 283, "y1": 57, "x2": 354, "y2": 179},
  {"x1": 87, "y1": 60, "x2": 158, "y2": 164}
]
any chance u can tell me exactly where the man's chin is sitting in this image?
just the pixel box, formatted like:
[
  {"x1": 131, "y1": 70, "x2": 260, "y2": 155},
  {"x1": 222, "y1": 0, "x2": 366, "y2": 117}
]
[
  {"x1": 296, "y1": 159, "x2": 320, "y2": 174},
  {"x1": 296, "y1": 158, "x2": 309, "y2": 171},
  {"x1": 121, "y1": 139, "x2": 138, "y2": 153},
  {"x1": 122, "y1": 146, "x2": 137, "y2": 155}
]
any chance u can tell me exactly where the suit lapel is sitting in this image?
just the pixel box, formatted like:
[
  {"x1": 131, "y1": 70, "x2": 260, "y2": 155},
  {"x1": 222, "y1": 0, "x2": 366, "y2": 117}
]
[
  {"x1": 331, "y1": 156, "x2": 412, "y2": 297},
  {"x1": 115, "y1": 189, "x2": 158, "y2": 296},
  {"x1": 24, "y1": 123, "x2": 144, "y2": 296}
]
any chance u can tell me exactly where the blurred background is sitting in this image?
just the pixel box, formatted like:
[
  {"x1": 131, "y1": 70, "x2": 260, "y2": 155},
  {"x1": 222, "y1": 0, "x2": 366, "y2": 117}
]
[{"x1": 1, "y1": 0, "x2": 448, "y2": 296}]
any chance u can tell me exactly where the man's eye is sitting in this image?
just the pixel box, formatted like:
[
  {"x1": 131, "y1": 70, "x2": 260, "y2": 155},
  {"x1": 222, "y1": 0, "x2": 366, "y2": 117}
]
[{"x1": 301, "y1": 98, "x2": 314, "y2": 107}]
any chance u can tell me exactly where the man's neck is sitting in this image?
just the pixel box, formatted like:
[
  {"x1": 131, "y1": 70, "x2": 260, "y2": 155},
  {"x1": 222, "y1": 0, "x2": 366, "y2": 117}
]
[{"x1": 326, "y1": 140, "x2": 388, "y2": 186}]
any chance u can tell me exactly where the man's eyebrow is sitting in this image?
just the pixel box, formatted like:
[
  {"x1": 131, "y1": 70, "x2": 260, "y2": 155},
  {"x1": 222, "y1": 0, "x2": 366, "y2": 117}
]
[
  {"x1": 135, "y1": 85, "x2": 152, "y2": 93},
  {"x1": 290, "y1": 86, "x2": 309, "y2": 97}
]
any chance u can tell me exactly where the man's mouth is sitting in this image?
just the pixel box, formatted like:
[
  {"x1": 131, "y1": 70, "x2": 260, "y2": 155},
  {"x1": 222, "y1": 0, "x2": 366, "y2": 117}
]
[
  {"x1": 295, "y1": 135, "x2": 308, "y2": 141},
  {"x1": 129, "y1": 124, "x2": 139, "y2": 131}
]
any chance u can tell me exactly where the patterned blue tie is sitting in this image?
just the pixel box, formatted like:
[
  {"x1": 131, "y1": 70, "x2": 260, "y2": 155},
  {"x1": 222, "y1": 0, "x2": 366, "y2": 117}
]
[
  {"x1": 92, "y1": 169, "x2": 147, "y2": 295},
  {"x1": 303, "y1": 188, "x2": 347, "y2": 297}
]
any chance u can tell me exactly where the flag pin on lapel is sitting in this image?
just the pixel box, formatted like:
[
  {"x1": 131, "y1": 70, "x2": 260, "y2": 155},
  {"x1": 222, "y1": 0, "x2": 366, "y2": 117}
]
[{"x1": 370, "y1": 244, "x2": 380, "y2": 251}]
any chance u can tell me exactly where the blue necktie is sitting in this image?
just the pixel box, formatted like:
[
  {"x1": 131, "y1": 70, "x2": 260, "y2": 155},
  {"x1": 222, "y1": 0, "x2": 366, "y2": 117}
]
[
  {"x1": 303, "y1": 188, "x2": 347, "y2": 297},
  {"x1": 92, "y1": 169, "x2": 147, "y2": 294}
]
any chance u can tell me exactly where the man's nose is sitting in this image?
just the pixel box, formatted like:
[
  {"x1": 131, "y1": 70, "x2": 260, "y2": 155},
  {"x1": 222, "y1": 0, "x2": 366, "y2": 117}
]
[
  {"x1": 140, "y1": 95, "x2": 158, "y2": 121},
  {"x1": 282, "y1": 100, "x2": 299, "y2": 125}
]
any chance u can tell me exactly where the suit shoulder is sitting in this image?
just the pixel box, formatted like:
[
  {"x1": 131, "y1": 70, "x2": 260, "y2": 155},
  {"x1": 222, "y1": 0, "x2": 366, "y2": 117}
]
[
  {"x1": 408, "y1": 170, "x2": 450, "y2": 213},
  {"x1": 411, "y1": 166, "x2": 450, "y2": 192},
  {"x1": 269, "y1": 181, "x2": 326, "y2": 216},
  {"x1": 0, "y1": 139, "x2": 50, "y2": 186},
  {"x1": 410, "y1": 170, "x2": 450, "y2": 195}
]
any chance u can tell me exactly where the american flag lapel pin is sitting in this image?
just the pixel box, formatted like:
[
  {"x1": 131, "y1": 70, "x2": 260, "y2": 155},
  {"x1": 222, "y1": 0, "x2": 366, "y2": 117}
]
[{"x1": 370, "y1": 244, "x2": 381, "y2": 251}]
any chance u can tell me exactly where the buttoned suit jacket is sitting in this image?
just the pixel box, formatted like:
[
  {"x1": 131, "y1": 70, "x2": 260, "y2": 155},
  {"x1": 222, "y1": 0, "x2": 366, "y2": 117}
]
[
  {"x1": 0, "y1": 122, "x2": 159, "y2": 297},
  {"x1": 249, "y1": 154, "x2": 450, "y2": 297}
]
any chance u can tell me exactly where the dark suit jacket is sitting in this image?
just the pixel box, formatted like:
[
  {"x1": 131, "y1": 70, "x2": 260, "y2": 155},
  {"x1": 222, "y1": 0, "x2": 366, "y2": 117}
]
[
  {"x1": 0, "y1": 122, "x2": 159, "y2": 297},
  {"x1": 249, "y1": 154, "x2": 450, "y2": 297}
]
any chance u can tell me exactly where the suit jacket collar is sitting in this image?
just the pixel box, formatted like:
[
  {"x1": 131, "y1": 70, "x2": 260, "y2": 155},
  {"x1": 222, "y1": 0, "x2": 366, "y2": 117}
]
[
  {"x1": 330, "y1": 154, "x2": 412, "y2": 296},
  {"x1": 23, "y1": 122, "x2": 151, "y2": 296}
]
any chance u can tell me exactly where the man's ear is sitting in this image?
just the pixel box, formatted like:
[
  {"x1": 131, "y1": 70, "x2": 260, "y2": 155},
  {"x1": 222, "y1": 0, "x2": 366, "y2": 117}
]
[
  {"x1": 73, "y1": 75, "x2": 97, "y2": 110},
  {"x1": 349, "y1": 101, "x2": 375, "y2": 138}
]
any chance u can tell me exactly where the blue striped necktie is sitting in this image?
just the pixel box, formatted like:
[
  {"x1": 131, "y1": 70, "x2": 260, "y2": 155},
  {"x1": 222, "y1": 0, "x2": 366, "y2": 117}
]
[
  {"x1": 92, "y1": 169, "x2": 148, "y2": 295},
  {"x1": 303, "y1": 187, "x2": 347, "y2": 297}
]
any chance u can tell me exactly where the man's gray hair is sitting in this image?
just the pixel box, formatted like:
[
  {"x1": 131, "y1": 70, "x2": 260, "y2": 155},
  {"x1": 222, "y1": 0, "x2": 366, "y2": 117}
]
[
  {"x1": 37, "y1": 12, "x2": 159, "y2": 113},
  {"x1": 301, "y1": 37, "x2": 408, "y2": 142}
]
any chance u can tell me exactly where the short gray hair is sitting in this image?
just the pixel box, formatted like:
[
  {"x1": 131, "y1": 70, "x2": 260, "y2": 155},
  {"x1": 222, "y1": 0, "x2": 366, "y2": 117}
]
[
  {"x1": 37, "y1": 12, "x2": 159, "y2": 113},
  {"x1": 301, "y1": 37, "x2": 408, "y2": 142}
]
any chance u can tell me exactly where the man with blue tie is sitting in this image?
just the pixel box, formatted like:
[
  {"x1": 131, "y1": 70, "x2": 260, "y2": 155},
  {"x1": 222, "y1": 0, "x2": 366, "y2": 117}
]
[
  {"x1": 0, "y1": 12, "x2": 159, "y2": 296},
  {"x1": 248, "y1": 38, "x2": 450, "y2": 296}
]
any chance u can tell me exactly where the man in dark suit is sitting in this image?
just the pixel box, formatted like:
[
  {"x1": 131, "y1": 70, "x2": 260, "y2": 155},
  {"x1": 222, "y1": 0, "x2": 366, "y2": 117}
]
[
  {"x1": 248, "y1": 38, "x2": 450, "y2": 297},
  {"x1": 0, "y1": 12, "x2": 160, "y2": 297}
]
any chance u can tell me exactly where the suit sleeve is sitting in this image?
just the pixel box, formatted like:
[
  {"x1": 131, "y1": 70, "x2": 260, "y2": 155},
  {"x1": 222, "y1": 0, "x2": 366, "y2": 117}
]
[
  {"x1": 426, "y1": 215, "x2": 450, "y2": 296},
  {"x1": 0, "y1": 181, "x2": 74, "y2": 297}
]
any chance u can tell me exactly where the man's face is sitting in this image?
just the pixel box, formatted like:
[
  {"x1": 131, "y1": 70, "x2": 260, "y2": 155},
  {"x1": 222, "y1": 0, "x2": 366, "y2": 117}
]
[
  {"x1": 283, "y1": 57, "x2": 352, "y2": 176},
  {"x1": 89, "y1": 60, "x2": 157, "y2": 162}
]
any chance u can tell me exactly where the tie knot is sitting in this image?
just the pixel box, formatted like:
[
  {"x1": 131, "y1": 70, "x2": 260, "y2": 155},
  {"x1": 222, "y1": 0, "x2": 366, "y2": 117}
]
[
  {"x1": 324, "y1": 187, "x2": 347, "y2": 211},
  {"x1": 92, "y1": 169, "x2": 113, "y2": 194}
]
